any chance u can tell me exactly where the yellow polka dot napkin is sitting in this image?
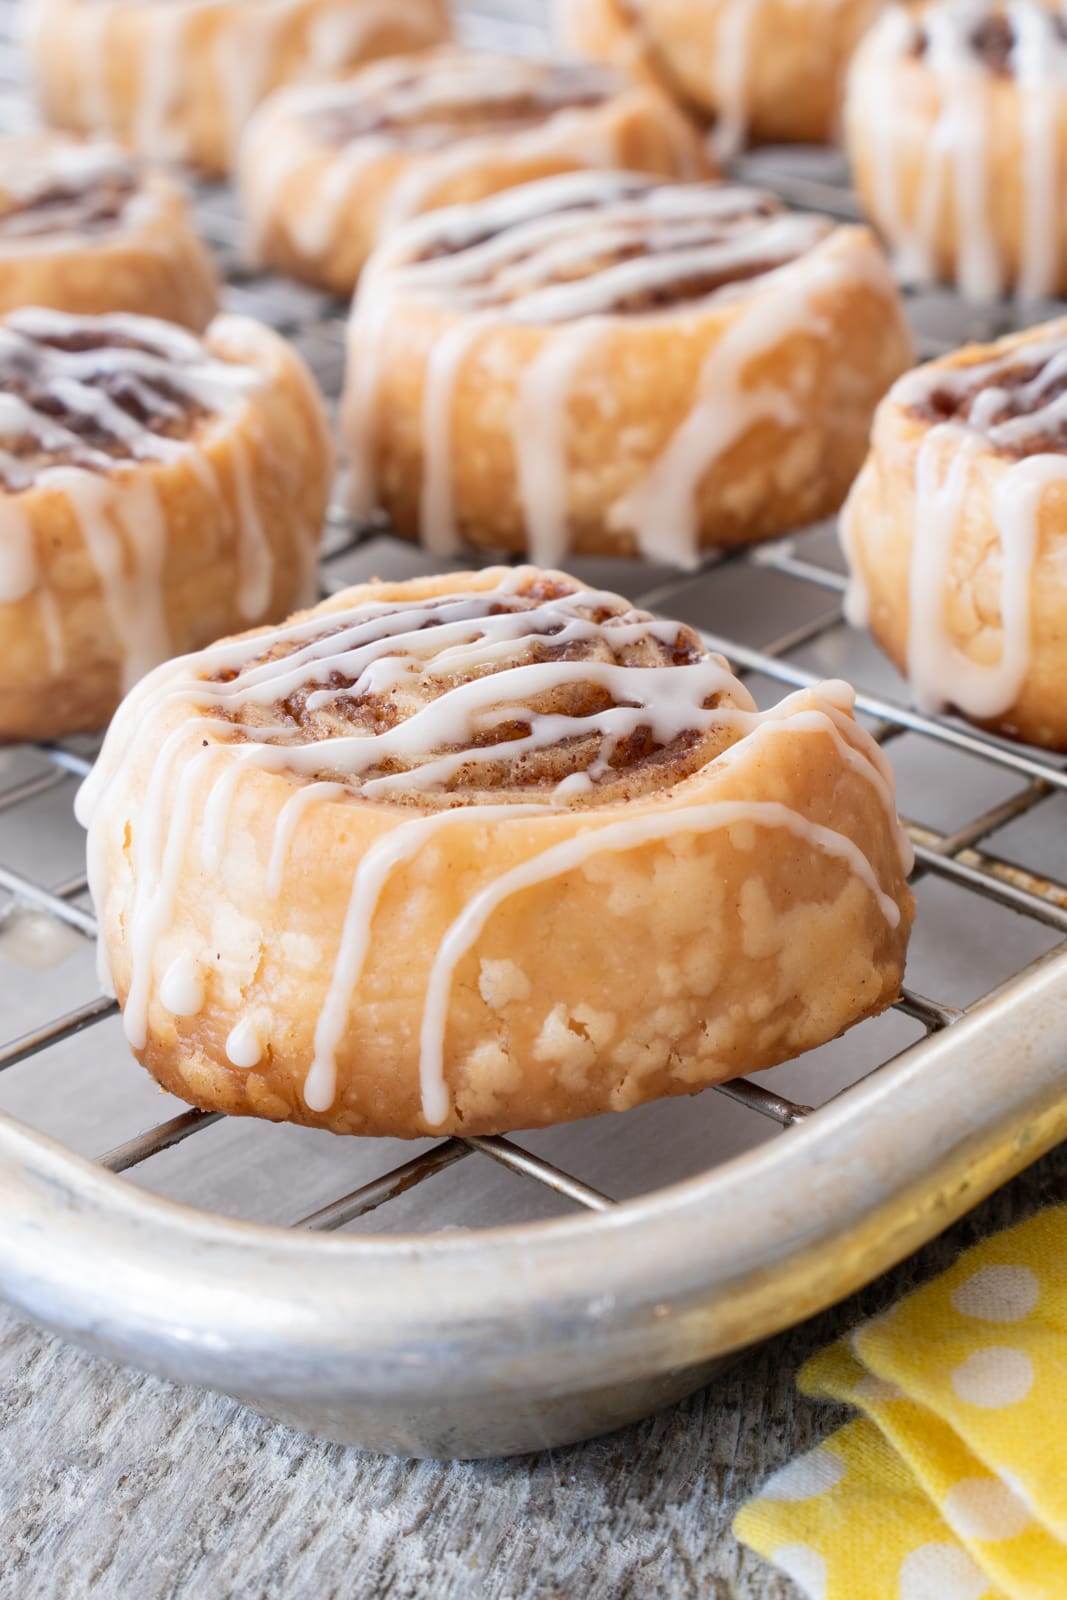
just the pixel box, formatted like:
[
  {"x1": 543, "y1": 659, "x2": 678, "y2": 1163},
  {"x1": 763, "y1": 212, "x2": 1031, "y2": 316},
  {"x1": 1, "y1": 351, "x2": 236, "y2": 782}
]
[{"x1": 734, "y1": 1205, "x2": 1067, "y2": 1600}]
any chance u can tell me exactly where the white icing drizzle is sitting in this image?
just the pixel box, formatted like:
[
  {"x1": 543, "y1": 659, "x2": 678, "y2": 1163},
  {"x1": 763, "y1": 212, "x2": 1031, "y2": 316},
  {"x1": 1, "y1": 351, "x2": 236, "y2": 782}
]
[
  {"x1": 241, "y1": 50, "x2": 701, "y2": 269},
  {"x1": 0, "y1": 500, "x2": 37, "y2": 603},
  {"x1": 54, "y1": 0, "x2": 446, "y2": 166},
  {"x1": 514, "y1": 319, "x2": 609, "y2": 567},
  {"x1": 858, "y1": 0, "x2": 1067, "y2": 301},
  {"x1": 77, "y1": 571, "x2": 910, "y2": 1123},
  {"x1": 136, "y1": 4, "x2": 190, "y2": 161},
  {"x1": 228, "y1": 435, "x2": 274, "y2": 619},
  {"x1": 708, "y1": 0, "x2": 760, "y2": 162},
  {"x1": 844, "y1": 333, "x2": 1067, "y2": 718},
  {"x1": 38, "y1": 588, "x2": 65, "y2": 677},
  {"x1": 418, "y1": 796, "x2": 901, "y2": 1125},
  {"x1": 160, "y1": 952, "x2": 205, "y2": 1016},
  {"x1": 0, "y1": 308, "x2": 270, "y2": 690},
  {"x1": 1010, "y1": 0, "x2": 1064, "y2": 301},
  {"x1": 45, "y1": 467, "x2": 171, "y2": 692},
  {"x1": 305, "y1": 802, "x2": 550, "y2": 1113},
  {"x1": 344, "y1": 171, "x2": 858, "y2": 565},
  {"x1": 288, "y1": 139, "x2": 392, "y2": 258},
  {"x1": 267, "y1": 780, "x2": 345, "y2": 897}
]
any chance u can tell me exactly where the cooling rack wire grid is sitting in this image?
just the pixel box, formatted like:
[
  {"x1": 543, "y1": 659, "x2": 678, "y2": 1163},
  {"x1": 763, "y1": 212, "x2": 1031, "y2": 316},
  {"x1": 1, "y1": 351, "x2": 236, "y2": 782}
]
[{"x1": 0, "y1": 2, "x2": 1063, "y2": 1265}]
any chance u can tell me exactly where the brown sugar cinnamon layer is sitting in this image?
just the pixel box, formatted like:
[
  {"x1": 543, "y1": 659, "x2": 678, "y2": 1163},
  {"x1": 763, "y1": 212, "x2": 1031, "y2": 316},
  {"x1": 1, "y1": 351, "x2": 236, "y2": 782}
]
[
  {"x1": 0, "y1": 319, "x2": 212, "y2": 485},
  {"x1": 407, "y1": 190, "x2": 826, "y2": 316},
  {"x1": 906, "y1": 346, "x2": 1067, "y2": 457},
  {"x1": 0, "y1": 171, "x2": 138, "y2": 241},
  {"x1": 210, "y1": 572, "x2": 739, "y2": 803},
  {"x1": 300, "y1": 66, "x2": 619, "y2": 147}
]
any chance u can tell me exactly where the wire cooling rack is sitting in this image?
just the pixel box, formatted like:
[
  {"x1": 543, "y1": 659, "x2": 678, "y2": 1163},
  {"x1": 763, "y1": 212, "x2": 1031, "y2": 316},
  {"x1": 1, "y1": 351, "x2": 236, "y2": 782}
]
[{"x1": 0, "y1": 0, "x2": 1064, "y2": 1457}]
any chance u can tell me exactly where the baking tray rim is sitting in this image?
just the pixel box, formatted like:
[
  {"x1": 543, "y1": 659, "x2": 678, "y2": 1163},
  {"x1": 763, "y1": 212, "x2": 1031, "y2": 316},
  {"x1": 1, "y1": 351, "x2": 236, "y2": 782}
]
[{"x1": 0, "y1": 942, "x2": 1063, "y2": 1410}]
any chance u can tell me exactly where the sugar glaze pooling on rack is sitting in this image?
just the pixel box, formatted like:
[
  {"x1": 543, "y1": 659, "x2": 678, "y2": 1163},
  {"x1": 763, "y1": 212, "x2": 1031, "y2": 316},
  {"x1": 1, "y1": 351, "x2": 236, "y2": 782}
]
[
  {"x1": 243, "y1": 52, "x2": 705, "y2": 260},
  {"x1": 77, "y1": 568, "x2": 913, "y2": 1125},
  {"x1": 0, "y1": 308, "x2": 273, "y2": 685},
  {"x1": 842, "y1": 328, "x2": 1067, "y2": 719},
  {"x1": 859, "y1": 0, "x2": 1066, "y2": 300},
  {"x1": 344, "y1": 170, "x2": 891, "y2": 567}
]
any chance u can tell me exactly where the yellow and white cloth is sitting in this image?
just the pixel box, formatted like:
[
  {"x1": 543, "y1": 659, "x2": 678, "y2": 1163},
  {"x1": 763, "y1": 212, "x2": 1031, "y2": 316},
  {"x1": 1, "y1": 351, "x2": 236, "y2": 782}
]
[{"x1": 735, "y1": 1206, "x2": 1067, "y2": 1599}]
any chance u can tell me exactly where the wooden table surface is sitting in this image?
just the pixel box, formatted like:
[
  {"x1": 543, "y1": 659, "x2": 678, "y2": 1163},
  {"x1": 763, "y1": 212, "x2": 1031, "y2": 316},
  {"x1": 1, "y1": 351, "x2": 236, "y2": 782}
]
[{"x1": 2, "y1": 1146, "x2": 1061, "y2": 1600}]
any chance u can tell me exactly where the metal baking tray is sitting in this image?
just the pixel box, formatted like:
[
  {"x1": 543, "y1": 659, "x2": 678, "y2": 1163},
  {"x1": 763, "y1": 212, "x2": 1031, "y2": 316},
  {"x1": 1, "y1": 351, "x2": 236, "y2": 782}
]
[{"x1": 0, "y1": 0, "x2": 1064, "y2": 1459}]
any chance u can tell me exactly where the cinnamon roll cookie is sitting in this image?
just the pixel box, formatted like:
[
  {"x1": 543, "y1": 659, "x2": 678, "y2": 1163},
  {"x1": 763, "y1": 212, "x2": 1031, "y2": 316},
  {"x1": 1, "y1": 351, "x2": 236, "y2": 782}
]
[
  {"x1": 846, "y1": 0, "x2": 1067, "y2": 301},
  {"x1": 0, "y1": 308, "x2": 332, "y2": 741},
  {"x1": 342, "y1": 172, "x2": 913, "y2": 566},
  {"x1": 28, "y1": 0, "x2": 451, "y2": 177},
  {"x1": 557, "y1": 0, "x2": 882, "y2": 156},
  {"x1": 842, "y1": 318, "x2": 1067, "y2": 749},
  {"x1": 240, "y1": 49, "x2": 712, "y2": 295},
  {"x1": 78, "y1": 566, "x2": 914, "y2": 1138},
  {"x1": 0, "y1": 136, "x2": 217, "y2": 329}
]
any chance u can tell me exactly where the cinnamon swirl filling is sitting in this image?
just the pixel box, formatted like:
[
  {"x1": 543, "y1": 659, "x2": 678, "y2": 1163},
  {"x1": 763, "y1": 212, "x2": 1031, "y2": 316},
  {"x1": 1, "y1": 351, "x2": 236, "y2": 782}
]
[
  {"x1": 299, "y1": 56, "x2": 620, "y2": 148},
  {"x1": 387, "y1": 174, "x2": 833, "y2": 318},
  {"x1": 0, "y1": 309, "x2": 258, "y2": 487},
  {"x1": 0, "y1": 168, "x2": 138, "y2": 242},
  {"x1": 903, "y1": 336, "x2": 1067, "y2": 456},
  {"x1": 199, "y1": 571, "x2": 752, "y2": 805}
]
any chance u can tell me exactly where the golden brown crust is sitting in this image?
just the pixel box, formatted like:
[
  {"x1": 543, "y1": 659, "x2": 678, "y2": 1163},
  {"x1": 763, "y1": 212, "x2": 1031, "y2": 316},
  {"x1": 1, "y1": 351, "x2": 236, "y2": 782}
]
[
  {"x1": 0, "y1": 312, "x2": 333, "y2": 741},
  {"x1": 82, "y1": 568, "x2": 914, "y2": 1139},
  {"x1": 842, "y1": 318, "x2": 1067, "y2": 750},
  {"x1": 30, "y1": 0, "x2": 451, "y2": 176},
  {"x1": 558, "y1": 0, "x2": 881, "y2": 147}
]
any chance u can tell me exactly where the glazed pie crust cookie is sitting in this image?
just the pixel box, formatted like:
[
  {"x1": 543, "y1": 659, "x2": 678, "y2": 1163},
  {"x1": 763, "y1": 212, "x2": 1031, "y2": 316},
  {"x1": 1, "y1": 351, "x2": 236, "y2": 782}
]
[
  {"x1": 842, "y1": 317, "x2": 1067, "y2": 751},
  {"x1": 78, "y1": 567, "x2": 915, "y2": 1140},
  {"x1": 28, "y1": 0, "x2": 451, "y2": 176},
  {"x1": 341, "y1": 172, "x2": 913, "y2": 567},
  {"x1": 239, "y1": 48, "x2": 714, "y2": 295},
  {"x1": 556, "y1": 0, "x2": 882, "y2": 156},
  {"x1": 0, "y1": 308, "x2": 332, "y2": 741},
  {"x1": 845, "y1": 0, "x2": 1067, "y2": 301},
  {"x1": 0, "y1": 135, "x2": 218, "y2": 329}
]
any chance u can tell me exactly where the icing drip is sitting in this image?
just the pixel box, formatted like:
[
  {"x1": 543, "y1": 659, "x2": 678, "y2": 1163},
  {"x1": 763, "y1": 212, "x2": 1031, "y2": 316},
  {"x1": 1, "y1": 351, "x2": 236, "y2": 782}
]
[
  {"x1": 160, "y1": 952, "x2": 205, "y2": 1016},
  {"x1": 77, "y1": 571, "x2": 910, "y2": 1122},
  {"x1": 514, "y1": 319, "x2": 609, "y2": 567},
  {"x1": 226, "y1": 1014, "x2": 264, "y2": 1069},
  {"x1": 907, "y1": 427, "x2": 1066, "y2": 718},
  {"x1": 844, "y1": 334, "x2": 1067, "y2": 719},
  {"x1": 267, "y1": 780, "x2": 345, "y2": 897},
  {"x1": 0, "y1": 500, "x2": 37, "y2": 603},
  {"x1": 708, "y1": 0, "x2": 760, "y2": 162},
  {"x1": 0, "y1": 308, "x2": 271, "y2": 690},
  {"x1": 345, "y1": 172, "x2": 849, "y2": 564},
  {"x1": 863, "y1": 0, "x2": 1067, "y2": 300},
  {"x1": 1011, "y1": 0, "x2": 1063, "y2": 301}
]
